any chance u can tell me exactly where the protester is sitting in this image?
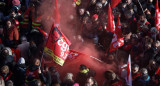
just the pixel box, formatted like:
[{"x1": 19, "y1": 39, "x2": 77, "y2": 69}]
[{"x1": 0, "y1": 0, "x2": 160, "y2": 85}]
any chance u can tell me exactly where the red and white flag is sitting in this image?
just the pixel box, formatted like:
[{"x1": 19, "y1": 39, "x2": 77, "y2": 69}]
[
  {"x1": 107, "y1": 3, "x2": 115, "y2": 33},
  {"x1": 109, "y1": 17, "x2": 124, "y2": 52},
  {"x1": 155, "y1": 0, "x2": 160, "y2": 38},
  {"x1": 44, "y1": 24, "x2": 71, "y2": 66},
  {"x1": 111, "y1": 0, "x2": 121, "y2": 8},
  {"x1": 126, "y1": 55, "x2": 132, "y2": 86}
]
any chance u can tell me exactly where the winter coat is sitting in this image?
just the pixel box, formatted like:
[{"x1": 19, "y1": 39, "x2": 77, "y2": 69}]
[
  {"x1": 3, "y1": 25, "x2": 19, "y2": 41},
  {"x1": 14, "y1": 64, "x2": 26, "y2": 86},
  {"x1": 50, "y1": 71, "x2": 61, "y2": 84}
]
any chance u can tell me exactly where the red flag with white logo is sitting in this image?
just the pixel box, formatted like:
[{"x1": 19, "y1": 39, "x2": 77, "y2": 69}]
[
  {"x1": 107, "y1": 3, "x2": 115, "y2": 33},
  {"x1": 109, "y1": 17, "x2": 124, "y2": 52},
  {"x1": 111, "y1": 0, "x2": 121, "y2": 8},
  {"x1": 155, "y1": 0, "x2": 160, "y2": 38},
  {"x1": 44, "y1": 24, "x2": 71, "y2": 66}
]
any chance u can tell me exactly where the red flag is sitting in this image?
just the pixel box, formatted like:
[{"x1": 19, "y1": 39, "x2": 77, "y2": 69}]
[
  {"x1": 55, "y1": 0, "x2": 60, "y2": 27},
  {"x1": 107, "y1": 3, "x2": 115, "y2": 33},
  {"x1": 44, "y1": 24, "x2": 71, "y2": 66},
  {"x1": 109, "y1": 17, "x2": 124, "y2": 52},
  {"x1": 156, "y1": 66, "x2": 160, "y2": 76},
  {"x1": 126, "y1": 55, "x2": 132, "y2": 86},
  {"x1": 111, "y1": 0, "x2": 121, "y2": 8},
  {"x1": 155, "y1": 0, "x2": 160, "y2": 38}
]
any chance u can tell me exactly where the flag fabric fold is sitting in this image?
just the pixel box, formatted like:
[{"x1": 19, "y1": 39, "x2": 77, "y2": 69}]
[
  {"x1": 155, "y1": 0, "x2": 160, "y2": 38},
  {"x1": 44, "y1": 24, "x2": 71, "y2": 66},
  {"x1": 107, "y1": 3, "x2": 115, "y2": 33},
  {"x1": 111, "y1": 0, "x2": 121, "y2": 8},
  {"x1": 109, "y1": 16, "x2": 124, "y2": 52},
  {"x1": 126, "y1": 55, "x2": 132, "y2": 86}
]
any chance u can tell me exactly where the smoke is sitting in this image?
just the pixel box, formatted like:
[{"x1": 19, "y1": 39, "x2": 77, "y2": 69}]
[{"x1": 38, "y1": 0, "x2": 118, "y2": 85}]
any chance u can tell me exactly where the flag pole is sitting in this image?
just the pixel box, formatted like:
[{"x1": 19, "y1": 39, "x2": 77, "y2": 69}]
[{"x1": 137, "y1": 0, "x2": 145, "y2": 15}]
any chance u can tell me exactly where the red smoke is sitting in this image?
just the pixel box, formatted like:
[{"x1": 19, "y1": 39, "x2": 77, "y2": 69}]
[{"x1": 39, "y1": 0, "x2": 118, "y2": 85}]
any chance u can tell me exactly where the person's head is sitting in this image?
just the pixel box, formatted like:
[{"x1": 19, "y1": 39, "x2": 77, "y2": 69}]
[
  {"x1": 148, "y1": 0, "x2": 153, "y2": 3},
  {"x1": 80, "y1": 64, "x2": 87, "y2": 70},
  {"x1": 64, "y1": 73, "x2": 73, "y2": 80},
  {"x1": 153, "y1": 41, "x2": 159, "y2": 48},
  {"x1": 95, "y1": 2, "x2": 102, "y2": 13},
  {"x1": 96, "y1": 2, "x2": 102, "y2": 9},
  {"x1": 49, "y1": 66, "x2": 56, "y2": 74},
  {"x1": 79, "y1": 8, "x2": 85, "y2": 16},
  {"x1": 100, "y1": 0, "x2": 107, "y2": 4},
  {"x1": 126, "y1": 0, "x2": 132, "y2": 5},
  {"x1": 139, "y1": 14, "x2": 146, "y2": 22},
  {"x1": 149, "y1": 59, "x2": 156, "y2": 66},
  {"x1": 6, "y1": 80, "x2": 13, "y2": 86},
  {"x1": 20, "y1": 36, "x2": 27, "y2": 43},
  {"x1": 1, "y1": 65, "x2": 9, "y2": 74},
  {"x1": 131, "y1": 37, "x2": 138, "y2": 45},
  {"x1": 145, "y1": 43, "x2": 151, "y2": 50},
  {"x1": 51, "y1": 83, "x2": 60, "y2": 86},
  {"x1": 140, "y1": 68, "x2": 148, "y2": 76},
  {"x1": 10, "y1": 10, "x2": 17, "y2": 18},
  {"x1": 18, "y1": 57, "x2": 25, "y2": 65},
  {"x1": 132, "y1": 64, "x2": 139, "y2": 74},
  {"x1": 6, "y1": 19, "x2": 13, "y2": 28},
  {"x1": 82, "y1": 15, "x2": 89, "y2": 24},
  {"x1": 34, "y1": 80, "x2": 42, "y2": 86},
  {"x1": 33, "y1": 58, "x2": 40, "y2": 66},
  {"x1": 90, "y1": 0, "x2": 97, "y2": 5},
  {"x1": 85, "y1": 77, "x2": 95, "y2": 86},
  {"x1": 104, "y1": 70, "x2": 117, "y2": 80},
  {"x1": 1, "y1": 48, "x2": 9, "y2": 58}
]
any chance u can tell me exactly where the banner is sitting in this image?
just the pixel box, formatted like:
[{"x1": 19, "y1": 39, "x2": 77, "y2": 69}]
[{"x1": 44, "y1": 25, "x2": 71, "y2": 66}]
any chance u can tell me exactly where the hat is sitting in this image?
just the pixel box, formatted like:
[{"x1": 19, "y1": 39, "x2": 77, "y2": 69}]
[
  {"x1": 12, "y1": 0, "x2": 20, "y2": 5},
  {"x1": 92, "y1": 14, "x2": 98, "y2": 19},
  {"x1": 72, "y1": 83, "x2": 79, "y2": 86},
  {"x1": 18, "y1": 57, "x2": 25, "y2": 65}
]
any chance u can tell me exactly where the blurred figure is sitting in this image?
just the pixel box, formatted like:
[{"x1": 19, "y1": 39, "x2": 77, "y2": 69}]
[
  {"x1": 6, "y1": 80, "x2": 14, "y2": 86},
  {"x1": 3, "y1": 19, "x2": 19, "y2": 47},
  {"x1": 25, "y1": 58, "x2": 45, "y2": 86},
  {"x1": 135, "y1": 68, "x2": 150, "y2": 86},
  {"x1": 61, "y1": 73, "x2": 74, "y2": 86},
  {"x1": 0, "y1": 65, "x2": 14, "y2": 83},
  {"x1": 85, "y1": 77, "x2": 98, "y2": 86},
  {"x1": 103, "y1": 70, "x2": 124, "y2": 86},
  {"x1": 14, "y1": 57, "x2": 26, "y2": 86},
  {"x1": 49, "y1": 66, "x2": 61, "y2": 85},
  {"x1": 147, "y1": 59, "x2": 158, "y2": 77},
  {"x1": 75, "y1": 64, "x2": 96, "y2": 86},
  {"x1": 132, "y1": 64, "x2": 141, "y2": 85}
]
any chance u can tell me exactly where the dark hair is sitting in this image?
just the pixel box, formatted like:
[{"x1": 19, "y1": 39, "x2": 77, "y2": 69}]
[
  {"x1": 80, "y1": 64, "x2": 86, "y2": 70},
  {"x1": 49, "y1": 66, "x2": 55, "y2": 71},
  {"x1": 6, "y1": 19, "x2": 14, "y2": 25},
  {"x1": 132, "y1": 64, "x2": 139, "y2": 68}
]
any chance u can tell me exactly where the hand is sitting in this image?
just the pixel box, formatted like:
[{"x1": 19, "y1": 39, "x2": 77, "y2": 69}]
[
  {"x1": 18, "y1": 13, "x2": 21, "y2": 16},
  {"x1": 38, "y1": 67, "x2": 41, "y2": 74}
]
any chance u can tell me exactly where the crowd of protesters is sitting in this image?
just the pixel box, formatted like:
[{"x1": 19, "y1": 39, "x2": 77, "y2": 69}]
[{"x1": 0, "y1": 0, "x2": 160, "y2": 86}]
